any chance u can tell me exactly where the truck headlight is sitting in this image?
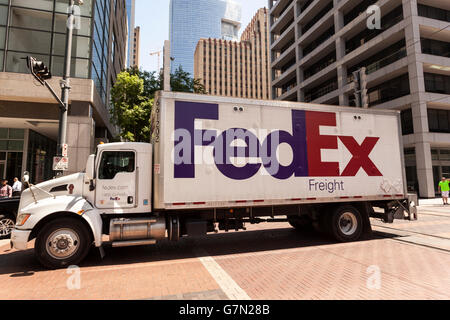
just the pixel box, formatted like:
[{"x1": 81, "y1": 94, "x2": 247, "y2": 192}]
[{"x1": 16, "y1": 214, "x2": 31, "y2": 227}]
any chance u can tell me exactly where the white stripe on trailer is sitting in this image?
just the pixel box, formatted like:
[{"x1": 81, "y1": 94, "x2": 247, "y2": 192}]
[{"x1": 165, "y1": 195, "x2": 406, "y2": 209}]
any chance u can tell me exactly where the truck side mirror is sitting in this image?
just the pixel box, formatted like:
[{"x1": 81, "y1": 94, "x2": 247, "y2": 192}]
[{"x1": 85, "y1": 155, "x2": 96, "y2": 180}]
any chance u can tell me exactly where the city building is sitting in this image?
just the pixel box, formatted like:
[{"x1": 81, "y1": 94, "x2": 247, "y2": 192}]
[
  {"x1": 126, "y1": 0, "x2": 136, "y2": 68},
  {"x1": 268, "y1": 0, "x2": 450, "y2": 198},
  {"x1": 132, "y1": 26, "x2": 140, "y2": 68},
  {"x1": 0, "y1": 0, "x2": 128, "y2": 183},
  {"x1": 169, "y1": 0, "x2": 242, "y2": 76},
  {"x1": 194, "y1": 8, "x2": 271, "y2": 99}
]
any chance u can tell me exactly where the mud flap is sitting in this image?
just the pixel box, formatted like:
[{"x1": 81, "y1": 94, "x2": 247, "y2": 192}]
[
  {"x1": 98, "y1": 246, "x2": 105, "y2": 259},
  {"x1": 358, "y1": 202, "x2": 373, "y2": 238}
]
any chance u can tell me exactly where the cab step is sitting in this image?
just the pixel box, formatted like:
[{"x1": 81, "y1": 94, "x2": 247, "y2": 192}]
[{"x1": 111, "y1": 239, "x2": 157, "y2": 248}]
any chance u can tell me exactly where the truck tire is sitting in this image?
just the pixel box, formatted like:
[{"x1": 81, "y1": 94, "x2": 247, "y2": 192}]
[
  {"x1": 0, "y1": 214, "x2": 15, "y2": 239},
  {"x1": 288, "y1": 216, "x2": 314, "y2": 232},
  {"x1": 329, "y1": 205, "x2": 363, "y2": 242},
  {"x1": 35, "y1": 217, "x2": 92, "y2": 269}
]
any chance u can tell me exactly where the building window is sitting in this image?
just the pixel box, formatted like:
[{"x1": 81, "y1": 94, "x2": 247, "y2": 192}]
[
  {"x1": 403, "y1": 148, "x2": 418, "y2": 193},
  {"x1": 421, "y1": 38, "x2": 450, "y2": 58},
  {"x1": 401, "y1": 109, "x2": 414, "y2": 135},
  {"x1": 304, "y1": 77, "x2": 337, "y2": 102},
  {"x1": 424, "y1": 73, "x2": 450, "y2": 95},
  {"x1": 304, "y1": 51, "x2": 336, "y2": 80},
  {"x1": 368, "y1": 73, "x2": 410, "y2": 106},
  {"x1": 302, "y1": 26, "x2": 334, "y2": 57},
  {"x1": 418, "y1": 4, "x2": 450, "y2": 23},
  {"x1": 347, "y1": 39, "x2": 406, "y2": 83},
  {"x1": 301, "y1": 1, "x2": 333, "y2": 34},
  {"x1": 3, "y1": 1, "x2": 94, "y2": 78},
  {"x1": 26, "y1": 129, "x2": 56, "y2": 184},
  {"x1": 345, "y1": 5, "x2": 403, "y2": 54},
  {"x1": 428, "y1": 109, "x2": 450, "y2": 133},
  {"x1": 299, "y1": 0, "x2": 313, "y2": 14}
]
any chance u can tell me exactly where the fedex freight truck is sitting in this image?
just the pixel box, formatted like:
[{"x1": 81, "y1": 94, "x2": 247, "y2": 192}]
[{"x1": 11, "y1": 91, "x2": 417, "y2": 268}]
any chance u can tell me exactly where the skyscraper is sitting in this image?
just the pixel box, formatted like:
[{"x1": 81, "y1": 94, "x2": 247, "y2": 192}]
[
  {"x1": 126, "y1": 0, "x2": 136, "y2": 68},
  {"x1": 169, "y1": 0, "x2": 242, "y2": 76},
  {"x1": 194, "y1": 8, "x2": 271, "y2": 99},
  {"x1": 133, "y1": 26, "x2": 140, "y2": 68}
]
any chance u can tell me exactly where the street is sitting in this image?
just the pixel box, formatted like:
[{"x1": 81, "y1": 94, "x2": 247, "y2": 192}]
[{"x1": 0, "y1": 201, "x2": 449, "y2": 300}]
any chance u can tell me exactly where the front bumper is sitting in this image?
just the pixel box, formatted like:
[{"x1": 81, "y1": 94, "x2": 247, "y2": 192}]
[{"x1": 11, "y1": 229, "x2": 32, "y2": 251}]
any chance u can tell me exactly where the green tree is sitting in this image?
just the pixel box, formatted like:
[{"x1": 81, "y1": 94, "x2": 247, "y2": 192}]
[
  {"x1": 163, "y1": 66, "x2": 207, "y2": 94},
  {"x1": 110, "y1": 71, "x2": 152, "y2": 142},
  {"x1": 125, "y1": 66, "x2": 206, "y2": 96},
  {"x1": 110, "y1": 66, "x2": 206, "y2": 142},
  {"x1": 126, "y1": 67, "x2": 161, "y2": 98}
]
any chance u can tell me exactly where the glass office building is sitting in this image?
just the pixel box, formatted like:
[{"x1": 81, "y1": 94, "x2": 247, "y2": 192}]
[
  {"x1": 0, "y1": 0, "x2": 128, "y2": 183},
  {"x1": 0, "y1": 0, "x2": 125, "y2": 103},
  {"x1": 169, "y1": 0, "x2": 241, "y2": 76},
  {"x1": 125, "y1": 0, "x2": 135, "y2": 67}
]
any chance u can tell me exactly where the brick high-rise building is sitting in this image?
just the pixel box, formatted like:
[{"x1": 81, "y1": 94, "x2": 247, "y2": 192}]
[
  {"x1": 170, "y1": 0, "x2": 242, "y2": 76},
  {"x1": 194, "y1": 8, "x2": 271, "y2": 99},
  {"x1": 132, "y1": 26, "x2": 140, "y2": 68}
]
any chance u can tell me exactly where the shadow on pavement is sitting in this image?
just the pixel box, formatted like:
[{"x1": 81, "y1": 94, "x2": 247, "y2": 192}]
[{"x1": 0, "y1": 226, "x2": 401, "y2": 275}]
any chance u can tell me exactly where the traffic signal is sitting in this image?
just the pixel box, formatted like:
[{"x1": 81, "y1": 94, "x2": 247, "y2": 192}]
[
  {"x1": 352, "y1": 70, "x2": 361, "y2": 107},
  {"x1": 27, "y1": 56, "x2": 52, "y2": 81},
  {"x1": 352, "y1": 70, "x2": 361, "y2": 91},
  {"x1": 360, "y1": 67, "x2": 369, "y2": 108},
  {"x1": 352, "y1": 68, "x2": 369, "y2": 108}
]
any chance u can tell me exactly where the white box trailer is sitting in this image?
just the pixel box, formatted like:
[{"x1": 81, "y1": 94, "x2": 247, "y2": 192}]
[
  {"x1": 11, "y1": 91, "x2": 417, "y2": 269},
  {"x1": 152, "y1": 92, "x2": 409, "y2": 210}
]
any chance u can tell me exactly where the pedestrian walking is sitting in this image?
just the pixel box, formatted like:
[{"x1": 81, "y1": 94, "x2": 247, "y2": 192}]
[
  {"x1": 438, "y1": 177, "x2": 450, "y2": 206},
  {"x1": 12, "y1": 177, "x2": 22, "y2": 197},
  {"x1": 0, "y1": 179, "x2": 12, "y2": 198}
]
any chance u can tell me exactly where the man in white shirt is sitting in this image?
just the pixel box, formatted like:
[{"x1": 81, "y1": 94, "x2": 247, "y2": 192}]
[{"x1": 12, "y1": 177, "x2": 22, "y2": 197}]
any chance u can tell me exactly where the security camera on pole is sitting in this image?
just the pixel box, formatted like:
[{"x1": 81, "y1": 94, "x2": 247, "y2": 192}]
[{"x1": 25, "y1": 0, "x2": 83, "y2": 176}]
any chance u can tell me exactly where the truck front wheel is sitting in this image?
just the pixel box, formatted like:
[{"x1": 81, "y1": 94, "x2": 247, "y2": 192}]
[
  {"x1": 330, "y1": 206, "x2": 363, "y2": 242},
  {"x1": 0, "y1": 214, "x2": 15, "y2": 239},
  {"x1": 35, "y1": 217, "x2": 92, "y2": 269}
]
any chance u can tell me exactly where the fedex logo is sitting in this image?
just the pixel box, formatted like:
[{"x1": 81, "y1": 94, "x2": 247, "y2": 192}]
[{"x1": 173, "y1": 101, "x2": 382, "y2": 180}]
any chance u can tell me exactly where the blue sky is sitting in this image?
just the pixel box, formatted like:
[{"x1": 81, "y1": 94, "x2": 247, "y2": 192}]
[{"x1": 135, "y1": 0, "x2": 268, "y2": 73}]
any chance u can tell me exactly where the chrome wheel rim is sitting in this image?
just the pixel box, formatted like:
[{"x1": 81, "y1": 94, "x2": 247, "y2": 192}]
[
  {"x1": 46, "y1": 229, "x2": 80, "y2": 260},
  {"x1": 0, "y1": 218, "x2": 15, "y2": 237},
  {"x1": 338, "y1": 212, "x2": 358, "y2": 236}
]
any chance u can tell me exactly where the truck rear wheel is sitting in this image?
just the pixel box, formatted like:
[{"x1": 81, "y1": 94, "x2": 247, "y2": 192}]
[
  {"x1": 35, "y1": 217, "x2": 92, "y2": 269},
  {"x1": 0, "y1": 214, "x2": 15, "y2": 239},
  {"x1": 330, "y1": 206, "x2": 363, "y2": 242}
]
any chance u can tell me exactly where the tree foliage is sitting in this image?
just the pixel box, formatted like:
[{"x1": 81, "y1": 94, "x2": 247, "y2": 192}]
[
  {"x1": 110, "y1": 72, "x2": 152, "y2": 142},
  {"x1": 110, "y1": 66, "x2": 206, "y2": 142}
]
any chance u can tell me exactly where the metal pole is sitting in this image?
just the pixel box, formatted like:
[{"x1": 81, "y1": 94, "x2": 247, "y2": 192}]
[{"x1": 56, "y1": 0, "x2": 75, "y2": 176}]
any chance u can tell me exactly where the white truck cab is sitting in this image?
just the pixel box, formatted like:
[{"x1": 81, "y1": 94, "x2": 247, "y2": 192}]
[{"x1": 12, "y1": 142, "x2": 160, "y2": 268}]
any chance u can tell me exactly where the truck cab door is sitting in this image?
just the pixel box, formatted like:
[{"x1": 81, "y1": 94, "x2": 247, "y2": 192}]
[{"x1": 95, "y1": 150, "x2": 137, "y2": 209}]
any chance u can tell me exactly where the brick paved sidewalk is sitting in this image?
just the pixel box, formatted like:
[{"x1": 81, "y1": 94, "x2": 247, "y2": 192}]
[{"x1": 0, "y1": 210, "x2": 449, "y2": 300}]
